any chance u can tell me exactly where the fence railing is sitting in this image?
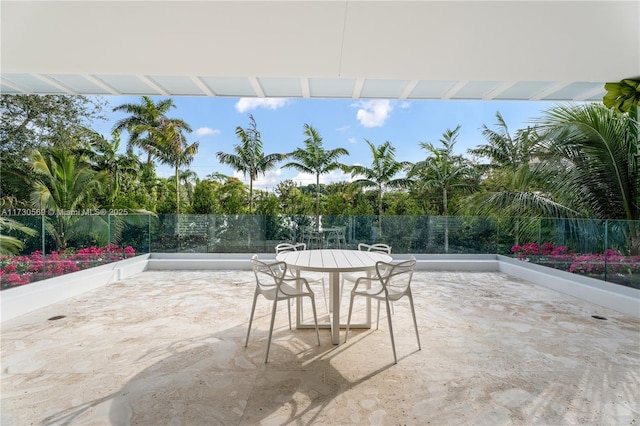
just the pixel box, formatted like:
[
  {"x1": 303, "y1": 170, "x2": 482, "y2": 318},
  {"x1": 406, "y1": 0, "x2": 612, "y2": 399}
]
[{"x1": 1, "y1": 214, "x2": 639, "y2": 290}]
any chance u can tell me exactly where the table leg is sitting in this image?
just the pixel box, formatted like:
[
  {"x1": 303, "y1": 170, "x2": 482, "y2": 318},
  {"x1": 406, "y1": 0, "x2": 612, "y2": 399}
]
[
  {"x1": 330, "y1": 271, "x2": 340, "y2": 344},
  {"x1": 366, "y1": 269, "x2": 371, "y2": 326},
  {"x1": 296, "y1": 269, "x2": 302, "y2": 328}
]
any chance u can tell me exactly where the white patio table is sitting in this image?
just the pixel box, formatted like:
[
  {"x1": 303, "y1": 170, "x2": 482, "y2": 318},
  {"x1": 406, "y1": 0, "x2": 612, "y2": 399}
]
[{"x1": 276, "y1": 248, "x2": 392, "y2": 344}]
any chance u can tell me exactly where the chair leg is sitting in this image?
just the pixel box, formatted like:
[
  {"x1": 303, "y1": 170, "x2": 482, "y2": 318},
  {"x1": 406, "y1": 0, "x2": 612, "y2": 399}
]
[
  {"x1": 308, "y1": 295, "x2": 321, "y2": 346},
  {"x1": 407, "y1": 291, "x2": 421, "y2": 351},
  {"x1": 321, "y1": 277, "x2": 329, "y2": 314},
  {"x1": 376, "y1": 299, "x2": 381, "y2": 329},
  {"x1": 384, "y1": 299, "x2": 397, "y2": 364},
  {"x1": 245, "y1": 292, "x2": 259, "y2": 347},
  {"x1": 344, "y1": 293, "x2": 356, "y2": 342},
  {"x1": 265, "y1": 299, "x2": 279, "y2": 363},
  {"x1": 287, "y1": 299, "x2": 292, "y2": 330}
]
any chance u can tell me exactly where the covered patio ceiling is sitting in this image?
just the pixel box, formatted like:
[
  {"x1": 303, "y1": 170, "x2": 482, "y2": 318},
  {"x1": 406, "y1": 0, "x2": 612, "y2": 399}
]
[{"x1": 1, "y1": 1, "x2": 639, "y2": 101}]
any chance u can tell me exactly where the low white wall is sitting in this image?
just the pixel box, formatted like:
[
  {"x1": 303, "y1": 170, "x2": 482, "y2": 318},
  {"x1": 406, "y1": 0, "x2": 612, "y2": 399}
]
[
  {"x1": 1, "y1": 254, "x2": 149, "y2": 322},
  {"x1": 394, "y1": 254, "x2": 499, "y2": 272},
  {"x1": 145, "y1": 253, "x2": 255, "y2": 270},
  {"x1": 497, "y1": 255, "x2": 639, "y2": 318},
  {"x1": 2, "y1": 253, "x2": 637, "y2": 322}
]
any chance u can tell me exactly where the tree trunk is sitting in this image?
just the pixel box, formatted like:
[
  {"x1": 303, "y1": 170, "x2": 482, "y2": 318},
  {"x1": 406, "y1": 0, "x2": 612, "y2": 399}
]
[
  {"x1": 378, "y1": 185, "x2": 383, "y2": 239},
  {"x1": 175, "y1": 166, "x2": 180, "y2": 215},
  {"x1": 443, "y1": 187, "x2": 449, "y2": 253},
  {"x1": 249, "y1": 178, "x2": 254, "y2": 214},
  {"x1": 315, "y1": 174, "x2": 321, "y2": 231}
]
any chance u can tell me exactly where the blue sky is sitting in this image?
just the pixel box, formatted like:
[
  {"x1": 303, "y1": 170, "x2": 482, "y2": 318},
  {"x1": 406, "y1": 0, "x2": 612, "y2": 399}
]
[{"x1": 96, "y1": 96, "x2": 564, "y2": 190}]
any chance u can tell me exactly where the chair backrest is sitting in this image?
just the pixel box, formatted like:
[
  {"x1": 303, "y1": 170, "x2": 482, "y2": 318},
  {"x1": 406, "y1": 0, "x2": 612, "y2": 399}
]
[
  {"x1": 358, "y1": 242, "x2": 392, "y2": 254},
  {"x1": 275, "y1": 242, "x2": 306, "y2": 253},
  {"x1": 251, "y1": 254, "x2": 286, "y2": 290},
  {"x1": 331, "y1": 226, "x2": 346, "y2": 236},
  {"x1": 300, "y1": 225, "x2": 315, "y2": 236},
  {"x1": 376, "y1": 256, "x2": 416, "y2": 291}
]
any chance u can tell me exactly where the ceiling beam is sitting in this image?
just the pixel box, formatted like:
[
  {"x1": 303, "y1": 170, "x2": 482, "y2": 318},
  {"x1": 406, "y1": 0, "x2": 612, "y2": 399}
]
[
  {"x1": 138, "y1": 75, "x2": 169, "y2": 96},
  {"x1": 248, "y1": 77, "x2": 265, "y2": 98},
  {"x1": 483, "y1": 81, "x2": 516, "y2": 100},
  {"x1": 190, "y1": 76, "x2": 215, "y2": 96},
  {"x1": 530, "y1": 82, "x2": 571, "y2": 101},
  {"x1": 399, "y1": 80, "x2": 419, "y2": 100},
  {"x1": 352, "y1": 78, "x2": 364, "y2": 99},
  {"x1": 442, "y1": 81, "x2": 468, "y2": 100},
  {"x1": 83, "y1": 75, "x2": 120, "y2": 95}
]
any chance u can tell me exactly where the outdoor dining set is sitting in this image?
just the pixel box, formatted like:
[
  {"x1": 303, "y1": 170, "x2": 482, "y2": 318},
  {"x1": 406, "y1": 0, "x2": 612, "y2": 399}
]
[
  {"x1": 244, "y1": 240, "x2": 422, "y2": 363},
  {"x1": 299, "y1": 225, "x2": 348, "y2": 250}
]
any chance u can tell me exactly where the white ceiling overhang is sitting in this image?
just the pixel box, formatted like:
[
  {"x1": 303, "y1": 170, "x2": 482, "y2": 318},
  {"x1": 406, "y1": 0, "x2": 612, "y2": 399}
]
[{"x1": 1, "y1": 0, "x2": 639, "y2": 101}]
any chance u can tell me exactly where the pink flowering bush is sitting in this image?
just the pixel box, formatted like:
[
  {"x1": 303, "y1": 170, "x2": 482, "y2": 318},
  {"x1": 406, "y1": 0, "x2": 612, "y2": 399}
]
[
  {"x1": 511, "y1": 242, "x2": 570, "y2": 257},
  {"x1": 0, "y1": 245, "x2": 136, "y2": 290},
  {"x1": 511, "y1": 243, "x2": 640, "y2": 284}
]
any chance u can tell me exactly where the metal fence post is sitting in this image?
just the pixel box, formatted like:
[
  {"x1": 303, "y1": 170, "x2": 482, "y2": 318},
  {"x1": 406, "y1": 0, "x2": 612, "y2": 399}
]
[{"x1": 604, "y1": 219, "x2": 609, "y2": 282}]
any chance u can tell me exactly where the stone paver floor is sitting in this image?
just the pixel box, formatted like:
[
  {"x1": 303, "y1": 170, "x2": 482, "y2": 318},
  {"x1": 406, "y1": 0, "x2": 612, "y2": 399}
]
[{"x1": 1, "y1": 270, "x2": 639, "y2": 425}]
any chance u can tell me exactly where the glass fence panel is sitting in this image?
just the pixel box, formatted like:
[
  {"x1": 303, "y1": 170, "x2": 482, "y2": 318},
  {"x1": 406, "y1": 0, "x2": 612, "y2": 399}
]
[
  {"x1": 117, "y1": 214, "x2": 151, "y2": 255},
  {"x1": 150, "y1": 214, "x2": 274, "y2": 253},
  {"x1": 0, "y1": 214, "x2": 142, "y2": 289},
  {"x1": 605, "y1": 220, "x2": 640, "y2": 289},
  {"x1": 2, "y1": 214, "x2": 639, "y2": 290}
]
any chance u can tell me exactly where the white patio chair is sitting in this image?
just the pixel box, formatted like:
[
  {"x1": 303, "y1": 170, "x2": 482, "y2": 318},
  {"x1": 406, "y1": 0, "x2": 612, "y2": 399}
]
[
  {"x1": 324, "y1": 226, "x2": 347, "y2": 248},
  {"x1": 275, "y1": 242, "x2": 328, "y2": 314},
  {"x1": 344, "y1": 256, "x2": 420, "y2": 364},
  {"x1": 340, "y1": 243, "x2": 392, "y2": 300},
  {"x1": 245, "y1": 255, "x2": 321, "y2": 363},
  {"x1": 300, "y1": 226, "x2": 323, "y2": 249}
]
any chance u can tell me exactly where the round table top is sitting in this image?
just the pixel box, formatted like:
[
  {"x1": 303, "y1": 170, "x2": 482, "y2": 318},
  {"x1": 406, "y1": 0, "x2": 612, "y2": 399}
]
[{"x1": 276, "y1": 248, "x2": 392, "y2": 273}]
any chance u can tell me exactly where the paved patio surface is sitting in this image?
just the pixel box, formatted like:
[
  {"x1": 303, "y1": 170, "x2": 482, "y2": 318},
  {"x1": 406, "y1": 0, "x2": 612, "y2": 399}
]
[{"x1": 1, "y1": 269, "x2": 639, "y2": 425}]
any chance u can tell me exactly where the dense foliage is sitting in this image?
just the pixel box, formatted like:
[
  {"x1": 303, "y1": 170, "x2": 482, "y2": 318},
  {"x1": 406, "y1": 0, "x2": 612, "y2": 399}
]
[{"x1": 1, "y1": 94, "x2": 638, "y2": 259}]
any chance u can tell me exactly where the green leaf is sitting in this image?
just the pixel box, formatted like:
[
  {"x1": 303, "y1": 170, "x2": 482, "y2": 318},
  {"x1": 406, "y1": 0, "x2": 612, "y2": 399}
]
[
  {"x1": 622, "y1": 97, "x2": 636, "y2": 112},
  {"x1": 604, "y1": 82, "x2": 621, "y2": 93}
]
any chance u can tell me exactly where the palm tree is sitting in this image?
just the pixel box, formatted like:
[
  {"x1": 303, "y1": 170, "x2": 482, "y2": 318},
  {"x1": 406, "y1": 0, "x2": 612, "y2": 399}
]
[
  {"x1": 112, "y1": 96, "x2": 190, "y2": 166},
  {"x1": 536, "y1": 103, "x2": 638, "y2": 221},
  {"x1": 282, "y1": 124, "x2": 349, "y2": 230},
  {"x1": 205, "y1": 172, "x2": 231, "y2": 184},
  {"x1": 82, "y1": 130, "x2": 141, "y2": 206},
  {"x1": 0, "y1": 217, "x2": 37, "y2": 255},
  {"x1": 469, "y1": 112, "x2": 540, "y2": 176},
  {"x1": 151, "y1": 120, "x2": 199, "y2": 215},
  {"x1": 347, "y1": 140, "x2": 412, "y2": 236},
  {"x1": 536, "y1": 103, "x2": 640, "y2": 253},
  {"x1": 29, "y1": 149, "x2": 106, "y2": 250},
  {"x1": 410, "y1": 126, "x2": 478, "y2": 252},
  {"x1": 465, "y1": 112, "x2": 559, "y2": 244},
  {"x1": 179, "y1": 169, "x2": 199, "y2": 205},
  {"x1": 216, "y1": 114, "x2": 285, "y2": 213}
]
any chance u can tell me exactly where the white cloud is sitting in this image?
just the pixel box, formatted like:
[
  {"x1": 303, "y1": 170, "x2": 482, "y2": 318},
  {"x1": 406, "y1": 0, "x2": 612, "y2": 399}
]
[
  {"x1": 195, "y1": 127, "x2": 220, "y2": 137},
  {"x1": 336, "y1": 125, "x2": 350, "y2": 132},
  {"x1": 235, "y1": 98, "x2": 289, "y2": 113},
  {"x1": 348, "y1": 137, "x2": 357, "y2": 144},
  {"x1": 291, "y1": 169, "x2": 353, "y2": 186},
  {"x1": 232, "y1": 168, "x2": 355, "y2": 192},
  {"x1": 233, "y1": 169, "x2": 283, "y2": 191},
  {"x1": 353, "y1": 99, "x2": 393, "y2": 128}
]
